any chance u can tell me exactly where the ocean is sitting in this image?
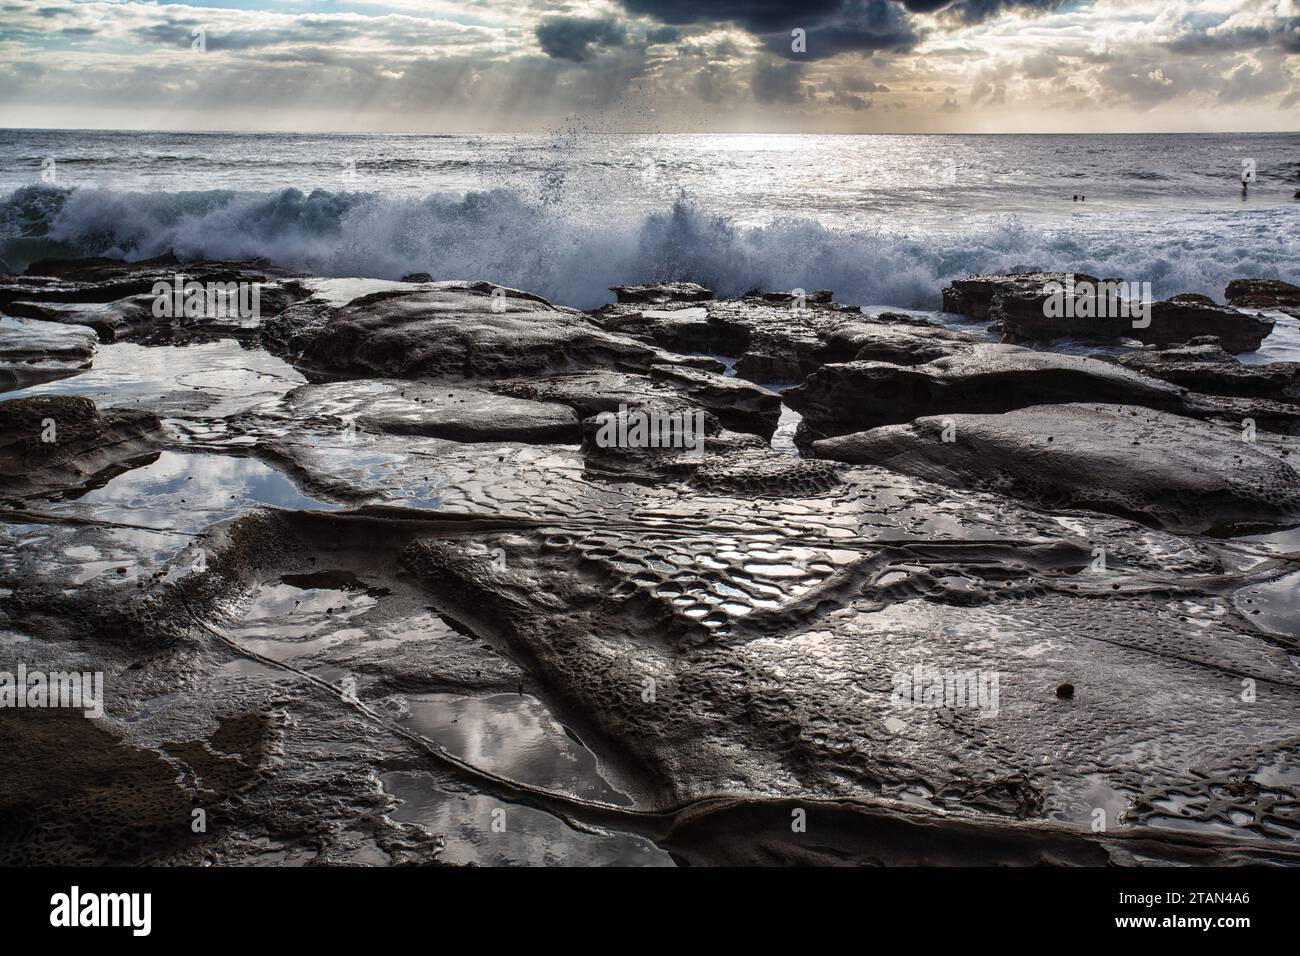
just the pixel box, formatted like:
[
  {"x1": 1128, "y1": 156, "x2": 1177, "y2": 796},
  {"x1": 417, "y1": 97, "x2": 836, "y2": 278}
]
[{"x1": 1, "y1": 129, "x2": 1297, "y2": 311}]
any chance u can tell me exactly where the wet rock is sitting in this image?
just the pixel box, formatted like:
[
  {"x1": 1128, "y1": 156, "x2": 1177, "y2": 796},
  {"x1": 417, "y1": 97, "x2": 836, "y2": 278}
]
[
  {"x1": 281, "y1": 380, "x2": 581, "y2": 444},
  {"x1": 0, "y1": 395, "x2": 162, "y2": 496},
  {"x1": 610, "y1": 281, "x2": 713, "y2": 304},
  {"x1": 759, "y1": 289, "x2": 833, "y2": 305},
  {"x1": 2, "y1": 256, "x2": 306, "y2": 340},
  {"x1": 1119, "y1": 335, "x2": 1235, "y2": 364},
  {"x1": 821, "y1": 317, "x2": 979, "y2": 367},
  {"x1": 1226, "y1": 278, "x2": 1300, "y2": 319},
  {"x1": 648, "y1": 364, "x2": 781, "y2": 437},
  {"x1": 991, "y1": 287, "x2": 1273, "y2": 352},
  {"x1": 392, "y1": 451, "x2": 1300, "y2": 855},
  {"x1": 3, "y1": 254, "x2": 281, "y2": 307},
  {"x1": 400, "y1": 272, "x2": 434, "y2": 283},
  {"x1": 0, "y1": 316, "x2": 96, "y2": 390},
  {"x1": 1167, "y1": 292, "x2": 1217, "y2": 307},
  {"x1": 264, "y1": 281, "x2": 720, "y2": 380},
  {"x1": 944, "y1": 272, "x2": 1275, "y2": 352},
  {"x1": 595, "y1": 306, "x2": 735, "y2": 355},
  {"x1": 787, "y1": 345, "x2": 1162, "y2": 440},
  {"x1": 23, "y1": 253, "x2": 184, "y2": 281},
  {"x1": 1118, "y1": 344, "x2": 1300, "y2": 404},
  {"x1": 596, "y1": 296, "x2": 979, "y2": 385},
  {"x1": 942, "y1": 272, "x2": 1085, "y2": 321},
  {"x1": 493, "y1": 366, "x2": 778, "y2": 439},
  {"x1": 723, "y1": 301, "x2": 977, "y2": 383},
  {"x1": 786, "y1": 344, "x2": 1300, "y2": 444},
  {"x1": 4, "y1": 294, "x2": 160, "y2": 341},
  {"x1": 8, "y1": 263, "x2": 1300, "y2": 867},
  {"x1": 813, "y1": 403, "x2": 1300, "y2": 534}
]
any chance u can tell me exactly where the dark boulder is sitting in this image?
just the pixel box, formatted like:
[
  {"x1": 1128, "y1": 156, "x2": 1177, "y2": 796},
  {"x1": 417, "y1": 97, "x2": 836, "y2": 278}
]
[
  {"x1": 263, "y1": 281, "x2": 723, "y2": 381},
  {"x1": 944, "y1": 272, "x2": 1274, "y2": 352},
  {"x1": 1118, "y1": 343, "x2": 1300, "y2": 405},
  {"x1": 942, "y1": 272, "x2": 1088, "y2": 321},
  {"x1": 610, "y1": 282, "x2": 713, "y2": 305},
  {"x1": 0, "y1": 395, "x2": 162, "y2": 496},
  {"x1": 1225, "y1": 279, "x2": 1300, "y2": 319},
  {"x1": 785, "y1": 343, "x2": 1300, "y2": 444}
]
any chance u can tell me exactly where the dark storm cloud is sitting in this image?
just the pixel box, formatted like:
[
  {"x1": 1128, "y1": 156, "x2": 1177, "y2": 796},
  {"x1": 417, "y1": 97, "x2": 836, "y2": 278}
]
[
  {"x1": 535, "y1": 16, "x2": 628, "y2": 62},
  {"x1": 645, "y1": 26, "x2": 681, "y2": 44},
  {"x1": 765, "y1": 1, "x2": 918, "y2": 60},
  {"x1": 617, "y1": 0, "x2": 843, "y2": 33},
  {"x1": 614, "y1": 0, "x2": 1071, "y2": 61},
  {"x1": 944, "y1": 0, "x2": 1065, "y2": 25}
]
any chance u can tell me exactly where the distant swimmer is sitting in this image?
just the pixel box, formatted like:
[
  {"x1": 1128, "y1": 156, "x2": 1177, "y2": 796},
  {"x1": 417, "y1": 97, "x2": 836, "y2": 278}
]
[{"x1": 1072, "y1": 195, "x2": 1078, "y2": 202}]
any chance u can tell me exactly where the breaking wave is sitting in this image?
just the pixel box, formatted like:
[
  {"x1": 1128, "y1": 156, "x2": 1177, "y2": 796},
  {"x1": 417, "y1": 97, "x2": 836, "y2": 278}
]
[{"x1": 2, "y1": 184, "x2": 1297, "y2": 311}]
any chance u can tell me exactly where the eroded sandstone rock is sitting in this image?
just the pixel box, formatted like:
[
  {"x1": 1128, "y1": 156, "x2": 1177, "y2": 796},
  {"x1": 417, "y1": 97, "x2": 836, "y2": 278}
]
[
  {"x1": 0, "y1": 316, "x2": 96, "y2": 390},
  {"x1": 944, "y1": 272, "x2": 1275, "y2": 352},
  {"x1": 264, "y1": 282, "x2": 721, "y2": 380},
  {"x1": 1226, "y1": 278, "x2": 1300, "y2": 318},
  {"x1": 0, "y1": 395, "x2": 162, "y2": 496},
  {"x1": 814, "y1": 403, "x2": 1300, "y2": 534},
  {"x1": 1118, "y1": 343, "x2": 1300, "y2": 404},
  {"x1": 785, "y1": 344, "x2": 1300, "y2": 444},
  {"x1": 610, "y1": 281, "x2": 713, "y2": 304}
]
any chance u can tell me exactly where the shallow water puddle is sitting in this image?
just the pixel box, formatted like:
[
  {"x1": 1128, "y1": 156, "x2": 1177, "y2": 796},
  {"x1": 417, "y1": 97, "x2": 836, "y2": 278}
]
[
  {"x1": 0, "y1": 519, "x2": 190, "y2": 587},
  {"x1": 225, "y1": 570, "x2": 382, "y2": 664},
  {"x1": 55, "y1": 450, "x2": 341, "y2": 530},
  {"x1": 396, "y1": 692, "x2": 633, "y2": 806},
  {"x1": 1, "y1": 339, "x2": 305, "y2": 418},
  {"x1": 1049, "y1": 773, "x2": 1133, "y2": 828},
  {"x1": 381, "y1": 771, "x2": 672, "y2": 867},
  {"x1": 1233, "y1": 569, "x2": 1300, "y2": 639}
]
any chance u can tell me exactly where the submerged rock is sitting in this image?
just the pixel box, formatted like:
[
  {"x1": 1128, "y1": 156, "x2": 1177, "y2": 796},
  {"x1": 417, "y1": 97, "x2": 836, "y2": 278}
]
[{"x1": 813, "y1": 403, "x2": 1300, "y2": 534}]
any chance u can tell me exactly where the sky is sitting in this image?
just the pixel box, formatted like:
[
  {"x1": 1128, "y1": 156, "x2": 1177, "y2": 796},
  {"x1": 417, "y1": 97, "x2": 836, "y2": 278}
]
[{"x1": 0, "y1": 0, "x2": 1297, "y2": 133}]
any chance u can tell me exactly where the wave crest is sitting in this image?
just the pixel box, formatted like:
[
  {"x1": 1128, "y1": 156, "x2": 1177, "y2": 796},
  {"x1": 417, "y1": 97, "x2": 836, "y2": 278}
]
[{"x1": 1, "y1": 184, "x2": 1296, "y2": 310}]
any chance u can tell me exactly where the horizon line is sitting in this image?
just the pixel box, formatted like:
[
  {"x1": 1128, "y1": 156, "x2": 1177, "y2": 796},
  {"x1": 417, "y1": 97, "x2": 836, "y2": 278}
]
[{"x1": 2, "y1": 126, "x2": 1298, "y2": 137}]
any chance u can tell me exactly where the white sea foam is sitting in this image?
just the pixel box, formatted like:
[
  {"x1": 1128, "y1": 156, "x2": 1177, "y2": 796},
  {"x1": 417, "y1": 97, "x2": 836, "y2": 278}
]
[{"x1": 2, "y1": 183, "x2": 1297, "y2": 311}]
